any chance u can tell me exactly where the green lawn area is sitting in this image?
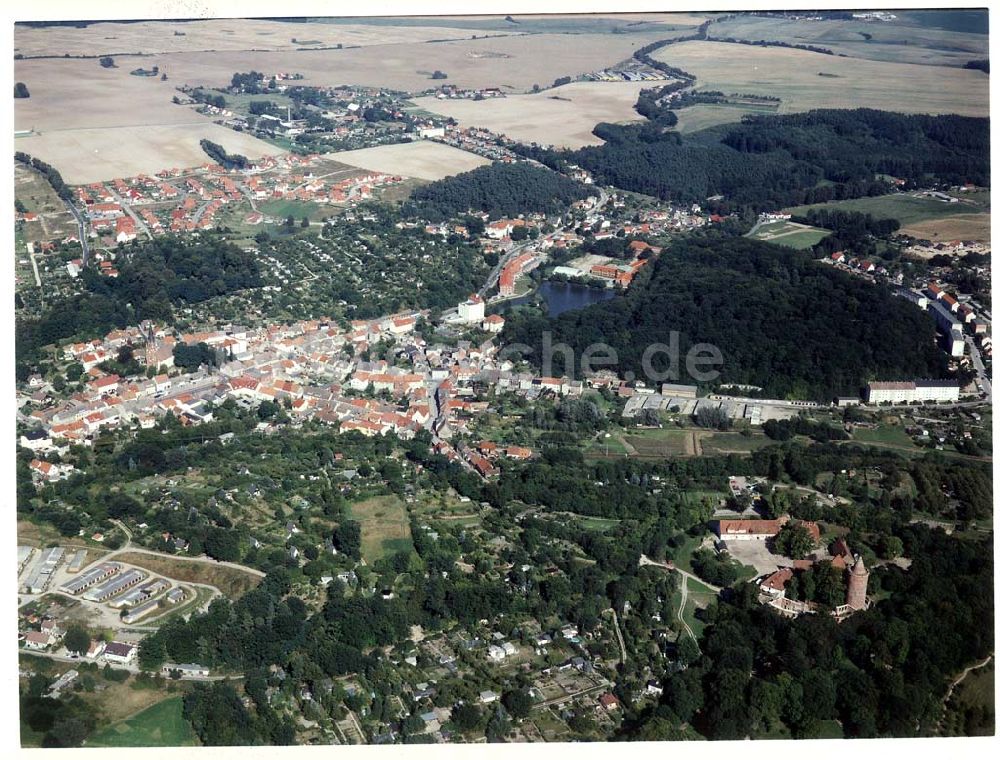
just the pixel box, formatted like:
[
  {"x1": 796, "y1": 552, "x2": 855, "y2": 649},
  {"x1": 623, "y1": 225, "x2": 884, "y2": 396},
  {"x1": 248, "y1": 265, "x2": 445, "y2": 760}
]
[
  {"x1": 623, "y1": 427, "x2": 690, "y2": 457},
  {"x1": 86, "y1": 697, "x2": 198, "y2": 747},
  {"x1": 258, "y1": 199, "x2": 321, "y2": 221},
  {"x1": 346, "y1": 494, "x2": 413, "y2": 562},
  {"x1": 583, "y1": 434, "x2": 629, "y2": 459},
  {"x1": 700, "y1": 431, "x2": 773, "y2": 455},
  {"x1": 575, "y1": 516, "x2": 621, "y2": 532},
  {"x1": 851, "y1": 425, "x2": 921, "y2": 450},
  {"x1": 785, "y1": 191, "x2": 990, "y2": 227},
  {"x1": 748, "y1": 221, "x2": 831, "y2": 250}
]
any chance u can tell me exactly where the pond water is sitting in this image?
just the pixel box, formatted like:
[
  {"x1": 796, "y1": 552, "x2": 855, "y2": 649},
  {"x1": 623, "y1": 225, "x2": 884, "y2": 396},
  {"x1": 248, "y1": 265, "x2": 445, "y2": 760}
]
[{"x1": 510, "y1": 280, "x2": 618, "y2": 317}]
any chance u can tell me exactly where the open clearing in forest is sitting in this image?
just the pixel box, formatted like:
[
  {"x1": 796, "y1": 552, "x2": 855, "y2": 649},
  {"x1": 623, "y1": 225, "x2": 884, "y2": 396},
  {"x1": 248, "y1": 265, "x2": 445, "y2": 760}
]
[
  {"x1": 415, "y1": 81, "x2": 652, "y2": 148},
  {"x1": 346, "y1": 494, "x2": 413, "y2": 562},
  {"x1": 86, "y1": 696, "x2": 198, "y2": 747},
  {"x1": 653, "y1": 41, "x2": 989, "y2": 126},
  {"x1": 328, "y1": 140, "x2": 490, "y2": 180},
  {"x1": 748, "y1": 220, "x2": 830, "y2": 249}
]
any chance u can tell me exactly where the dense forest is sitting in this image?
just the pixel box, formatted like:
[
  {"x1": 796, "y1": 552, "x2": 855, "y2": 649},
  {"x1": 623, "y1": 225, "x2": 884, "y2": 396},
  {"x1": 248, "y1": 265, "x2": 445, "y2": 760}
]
[
  {"x1": 406, "y1": 162, "x2": 596, "y2": 220},
  {"x1": 16, "y1": 236, "x2": 261, "y2": 362},
  {"x1": 514, "y1": 109, "x2": 989, "y2": 213},
  {"x1": 501, "y1": 236, "x2": 949, "y2": 400}
]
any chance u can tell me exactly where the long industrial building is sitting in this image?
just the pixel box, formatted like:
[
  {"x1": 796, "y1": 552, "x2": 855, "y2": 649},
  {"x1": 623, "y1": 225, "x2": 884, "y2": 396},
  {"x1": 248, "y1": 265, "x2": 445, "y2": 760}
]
[
  {"x1": 121, "y1": 597, "x2": 163, "y2": 624},
  {"x1": 109, "y1": 578, "x2": 171, "y2": 609},
  {"x1": 23, "y1": 547, "x2": 65, "y2": 594},
  {"x1": 83, "y1": 568, "x2": 146, "y2": 602},
  {"x1": 865, "y1": 380, "x2": 962, "y2": 404},
  {"x1": 59, "y1": 561, "x2": 121, "y2": 595},
  {"x1": 66, "y1": 550, "x2": 89, "y2": 573}
]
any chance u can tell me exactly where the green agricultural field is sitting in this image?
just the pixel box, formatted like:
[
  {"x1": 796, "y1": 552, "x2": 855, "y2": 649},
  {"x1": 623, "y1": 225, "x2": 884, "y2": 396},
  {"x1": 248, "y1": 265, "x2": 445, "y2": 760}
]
[
  {"x1": 86, "y1": 697, "x2": 198, "y2": 747},
  {"x1": 674, "y1": 101, "x2": 779, "y2": 133},
  {"x1": 346, "y1": 494, "x2": 414, "y2": 562},
  {"x1": 747, "y1": 220, "x2": 831, "y2": 250},
  {"x1": 785, "y1": 191, "x2": 990, "y2": 228}
]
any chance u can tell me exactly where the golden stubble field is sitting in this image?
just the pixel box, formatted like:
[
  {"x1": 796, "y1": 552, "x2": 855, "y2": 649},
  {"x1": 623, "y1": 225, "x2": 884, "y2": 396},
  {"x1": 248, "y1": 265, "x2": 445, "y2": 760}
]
[
  {"x1": 414, "y1": 81, "x2": 653, "y2": 148},
  {"x1": 14, "y1": 58, "x2": 282, "y2": 183},
  {"x1": 706, "y1": 15, "x2": 989, "y2": 67},
  {"x1": 327, "y1": 140, "x2": 490, "y2": 181},
  {"x1": 652, "y1": 41, "x2": 990, "y2": 120},
  {"x1": 12, "y1": 18, "x2": 502, "y2": 57},
  {"x1": 140, "y1": 30, "x2": 673, "y2": 93}
]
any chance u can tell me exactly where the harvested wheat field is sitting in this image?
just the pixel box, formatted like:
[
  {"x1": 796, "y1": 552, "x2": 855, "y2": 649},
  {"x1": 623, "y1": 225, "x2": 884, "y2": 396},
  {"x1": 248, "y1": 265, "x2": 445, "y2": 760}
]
[
  {"x1": 901, "y1": 215, "x2": 991, "y2": 243},
  {"x1": 653, "y1": 41, "x2": 990, "y2": 120},
  {"x1": 142, "y1": 30, "x2": 673, "y2": 93},
  {"x1": 328, "y1": 140, "x2": 489, "y2": 181},
  {"x1": 13, "y1": 18, "x2": 494, "y2": 57},
  {"x1": 14, "y1": 58, "x2": 281, "y2": 183},
  {"x1": 415, "y1": 81, "x2": 653, "y2": 148}
]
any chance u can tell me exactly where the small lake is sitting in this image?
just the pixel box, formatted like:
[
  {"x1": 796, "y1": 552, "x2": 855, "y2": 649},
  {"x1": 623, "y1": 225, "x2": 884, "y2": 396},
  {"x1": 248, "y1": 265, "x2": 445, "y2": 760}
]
[{"x1": 537, "y1": 281, "x2": 618, "y2": 317}]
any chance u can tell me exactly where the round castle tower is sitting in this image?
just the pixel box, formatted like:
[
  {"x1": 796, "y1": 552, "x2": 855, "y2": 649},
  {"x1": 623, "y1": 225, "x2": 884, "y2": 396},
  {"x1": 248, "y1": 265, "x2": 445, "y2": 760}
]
[{"x1": 846, "y1": 553, "x2": 869, "y2": 610}]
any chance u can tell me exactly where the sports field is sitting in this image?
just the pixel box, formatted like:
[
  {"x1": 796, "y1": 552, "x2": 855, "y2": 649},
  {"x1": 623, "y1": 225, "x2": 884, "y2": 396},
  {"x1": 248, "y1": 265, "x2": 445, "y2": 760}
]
[
  {"x1": 786, "y1": 192, "x2": 991, "y2": 243},
  {"x1": 346, "y1": 495, "x2": 414, "y2": 562},
  {"x1": 748, "y1": 220, "x2": 830, "y2": 249},
  {"x1": 328, "y1": 140, "x2": 489, "y2": 180},
  {"x1": 652, "y1": 41, "x2": 989, "y2": 123},
  {"x1": 87, "y1": 697, "x2": 198, "y2": 747},
  {"x1": 414, "y1": 81, "x2": 652, "y2": 148}
]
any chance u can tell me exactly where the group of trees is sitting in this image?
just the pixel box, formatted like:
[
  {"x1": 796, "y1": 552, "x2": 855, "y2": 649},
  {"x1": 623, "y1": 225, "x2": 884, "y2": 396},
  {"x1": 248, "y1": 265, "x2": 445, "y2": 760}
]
[
  {"x1": 406, "y1": 162, "x2": 597, "y2": 220},
  {"x1": 762, "y1": 416, "x2": 850, "y2": 443},
  {"x1": 199, "y1": 139, "x2": 250, "y2": 170},
  {"x1": 172, "y1": 341, "x2": 220, "y2": 371},
  {"x1": 502, "y1": 235, "x2": 949, "y2": 400}
]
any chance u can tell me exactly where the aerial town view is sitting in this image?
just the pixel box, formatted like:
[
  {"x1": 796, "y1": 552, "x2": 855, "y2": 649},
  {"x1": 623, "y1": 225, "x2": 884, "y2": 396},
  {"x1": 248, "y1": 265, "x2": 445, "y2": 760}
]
[{"x1": 8, "y1": 3, "x2": 994, "y2": 751}]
